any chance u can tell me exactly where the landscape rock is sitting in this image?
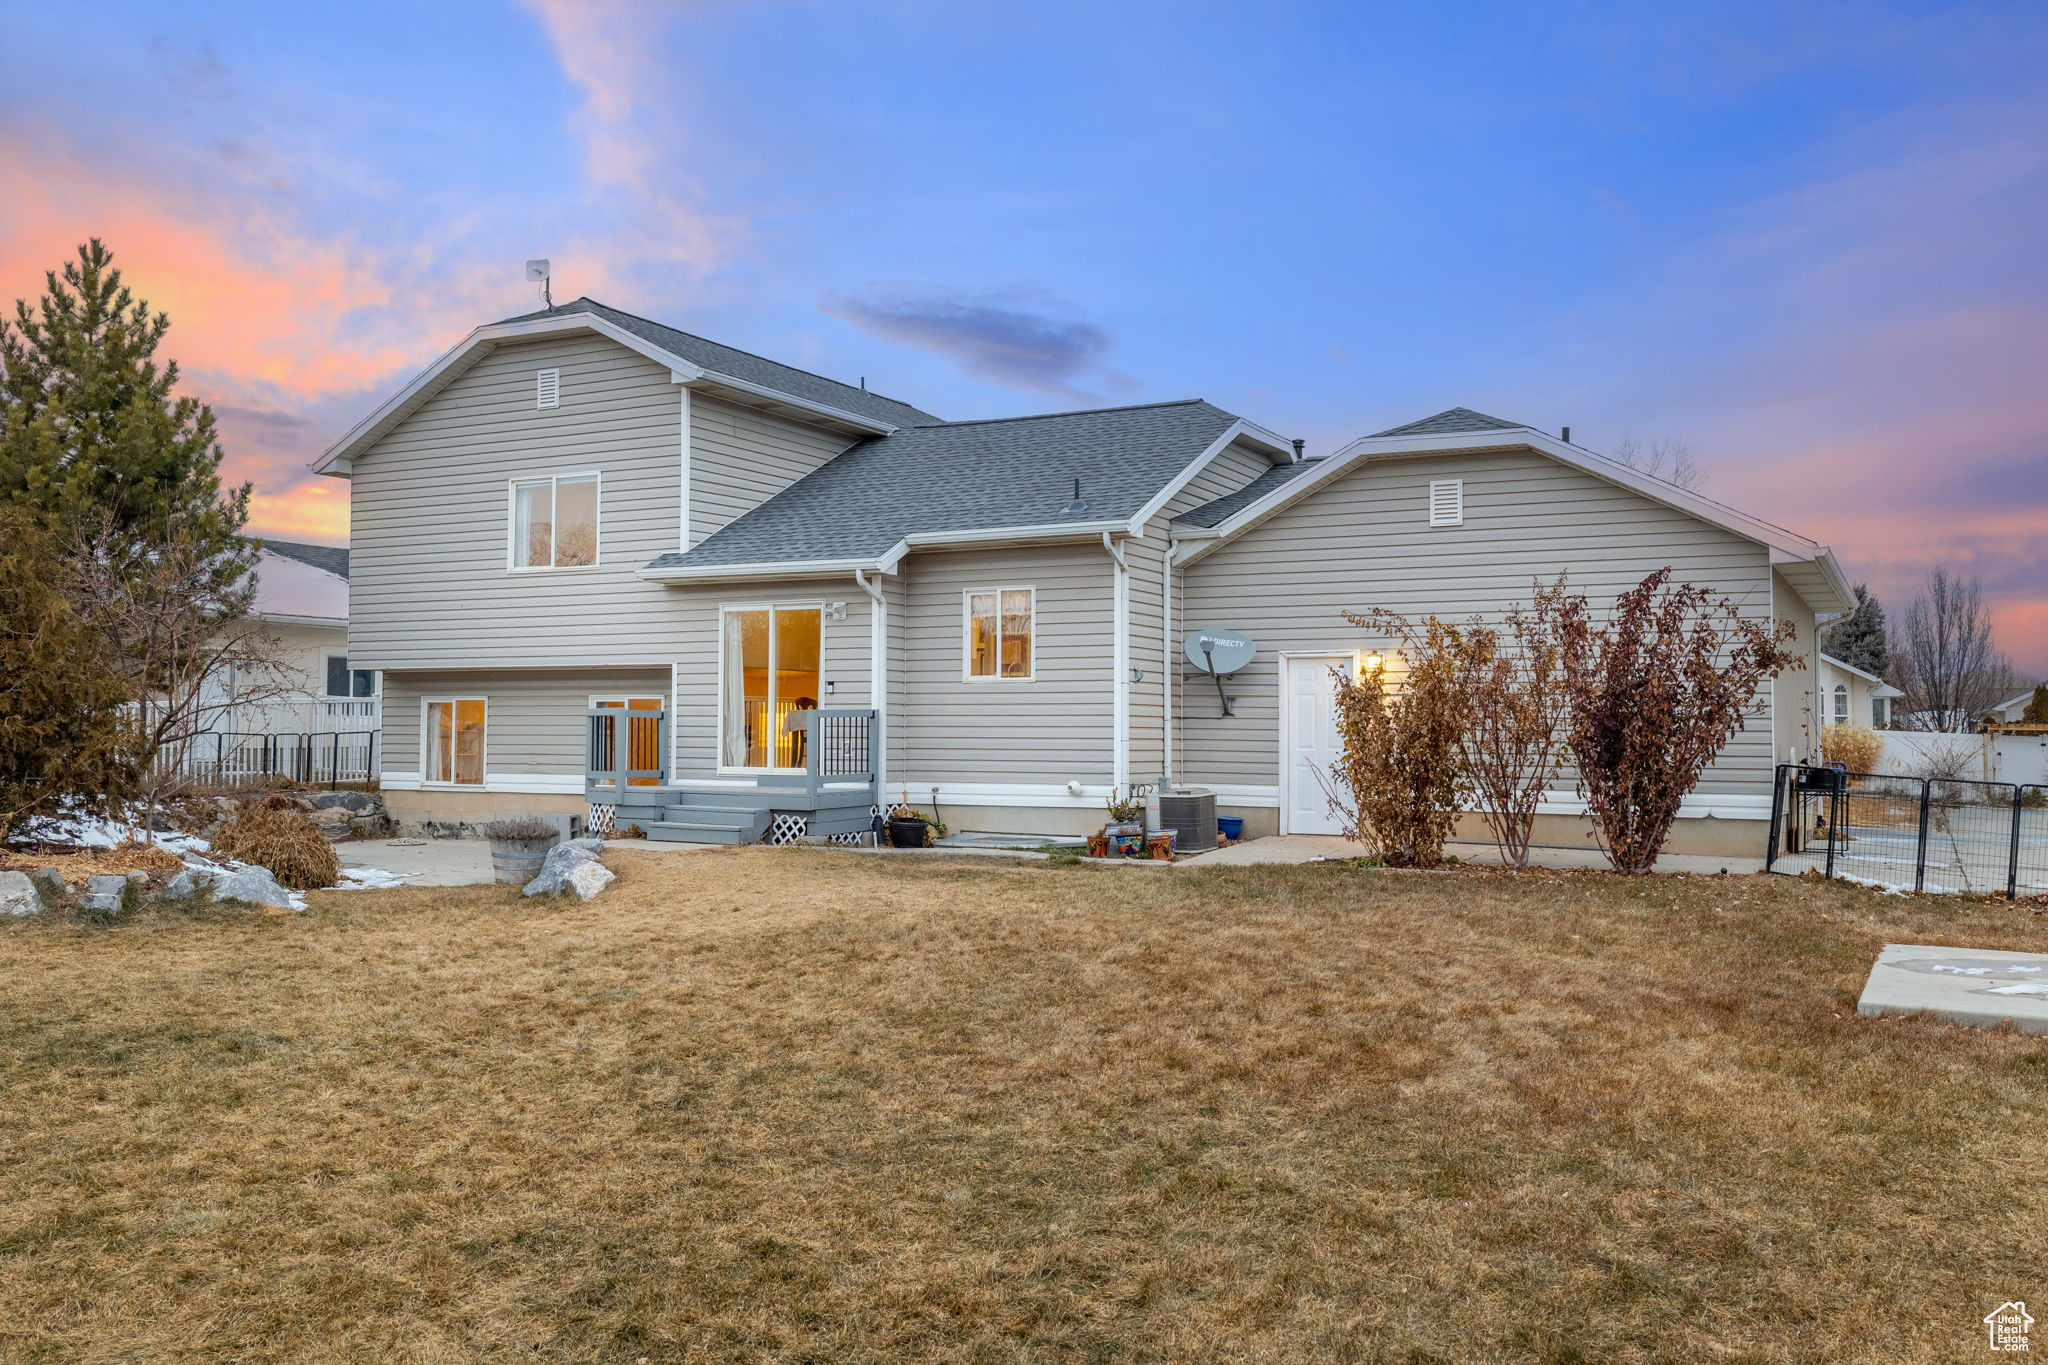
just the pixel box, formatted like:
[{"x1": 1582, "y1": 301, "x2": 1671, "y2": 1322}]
[
  {"x1": 522, "y1": 841, "x2": 614, "y2": 900},
  {"x1": 31, "y1": 868, "x2": 71, "y2": 898},
  {"x1": 308, "y1": 806, "x2": 355, "y2": 826},
  {"x1": 0, "y1": 871, "x2": 42, "y2": 916},
  {"x1": 567, "y1": 837, "x2": 605, "y2": 853},
  {"x1": 210, "y1": 865, "x2": 296, "y2": 909},
  {"x1": 161, "y1": 870, "x2": 200, "y2": 901},
  {"x1": 127, "y1": 870, "x2": 150, "y2": 884},
  {"x1": 310, "y1": 791, "x2": 377, "y2": 813},
  {"x1": 82, "y1": 874, "x2": 129, "y2": 913},
  {"x1": 348, "y1": 814, "x2": 392, "y2": 839}
]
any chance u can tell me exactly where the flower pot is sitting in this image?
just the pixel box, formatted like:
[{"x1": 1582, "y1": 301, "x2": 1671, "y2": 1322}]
[
  {"x1": 489, "y1": 835, "x2": 558, "y2": 884},
  {"x1": 886, "y1": 817, "x2": 930, "y2": 849}
]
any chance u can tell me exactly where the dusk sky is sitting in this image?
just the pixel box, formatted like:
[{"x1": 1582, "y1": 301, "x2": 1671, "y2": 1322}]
[{"x1": 3, "y1": 0, "x2": 2043, "y2": 674}]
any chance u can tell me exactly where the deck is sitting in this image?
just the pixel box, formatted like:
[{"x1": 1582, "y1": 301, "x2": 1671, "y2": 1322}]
[{"x1": 584, "y1": 707, "x2": 880, "y2": 845}]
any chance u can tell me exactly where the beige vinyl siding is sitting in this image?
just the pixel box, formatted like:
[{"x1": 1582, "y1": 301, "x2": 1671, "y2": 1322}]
[
  {"x1": 664, "y1": 578, "x2": 875, "y2": 775},
  {"x1": 1177, "y1": 447, "x2": 1778, "y2": 797},
  {"x1": 1161, "y1": 439, "x2": 1275, "y2": 520},
  {"x1": 895, "y1": 543, "x2": 1115, "y2": 785},
  {"x1": 1771, "y1": 568, "x2": 1821, "y2": 766},
  {"x1": 689, "y1": 396, "x2": 856, "y2": 545},
  {"x1": 383, "y1": 668, "x2": 671, "y2": 778},
  {"x1": 347, "y1": 332, "x2": 685, "y2": 670}
]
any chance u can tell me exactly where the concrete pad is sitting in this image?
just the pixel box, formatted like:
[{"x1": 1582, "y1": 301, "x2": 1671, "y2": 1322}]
[
  {"x1": 337, "y1": 838, "x2": 495, "y2": 886},
  {"x1": 1858, "y1": 943, "x2": 2048, "y2": 1035},
  {"x1": 1178, "y1": 835, "x2": 1763, "y2": 875}
]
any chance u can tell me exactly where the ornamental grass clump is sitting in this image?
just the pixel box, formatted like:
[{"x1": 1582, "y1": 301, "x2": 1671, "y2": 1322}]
[
  {"x1": 483, "y1": 816, "x2": 561, "y2": 843},
  {"x1": 1819, "y1": 722, "x2": 1883, "y2": 774},
  {"x1": 208, "y1": 799, "x2": 340, "y2": 890}
]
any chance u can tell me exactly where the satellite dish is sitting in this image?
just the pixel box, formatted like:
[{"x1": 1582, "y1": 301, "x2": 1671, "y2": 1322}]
[
  {"x1": 1183, "y1": 629, "x2": 1255, "y2": 717},
  {"x1": 1183, "y1": 629, "x2": 1255, "y2": 675},
  {"x1": 524, "y1": 259, "x2": 552, "y2": 281}
]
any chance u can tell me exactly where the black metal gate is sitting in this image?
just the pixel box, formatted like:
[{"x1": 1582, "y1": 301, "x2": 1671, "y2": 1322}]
[{"x1": 1766, "y1": 763, "x2": 2047, "y2": 899}]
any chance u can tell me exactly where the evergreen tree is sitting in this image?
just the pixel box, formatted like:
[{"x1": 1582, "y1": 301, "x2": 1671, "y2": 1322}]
[
  {"x1": 0, "y1": 238, "x2": 253, "y2": 584},
  {"x1": 2024, "y1": 683, "x2": 2048, "y2": 726},
  {"x1": 0, "y1": 509, "x2": 139, "y2": 839},
  {"x1": 1820, "y1": 583, "x2": 1890, "y2": 678}
]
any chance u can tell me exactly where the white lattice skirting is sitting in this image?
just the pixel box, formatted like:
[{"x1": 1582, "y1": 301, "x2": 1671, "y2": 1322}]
[{"x1": 587, "y1": 803, "x2": 617, "y2": 837}]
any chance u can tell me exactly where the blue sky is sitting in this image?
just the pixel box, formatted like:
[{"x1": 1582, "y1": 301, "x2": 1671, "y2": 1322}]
[{"x1": 2, "y1": 0, "x2": 2043, "y2": 669}]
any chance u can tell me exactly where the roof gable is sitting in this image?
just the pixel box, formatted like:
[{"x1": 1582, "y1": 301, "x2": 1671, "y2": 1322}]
[
  {"x1": 1371, "y1": 407, "x2": 1526, "y2": 437},
  {"x1": 499, "y1": 298, "x2": 939, "y2": 428}
]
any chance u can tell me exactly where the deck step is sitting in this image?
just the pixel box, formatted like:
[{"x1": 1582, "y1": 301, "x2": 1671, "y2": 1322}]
[{"x1": 645, "y1": 819, "x2": 763, "y2": 845}]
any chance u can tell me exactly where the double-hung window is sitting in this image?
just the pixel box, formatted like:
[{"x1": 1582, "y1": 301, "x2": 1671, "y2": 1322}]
[
  {"x1": 424, "y1": 698, "x2": 486, "y2": 786},
  {"x1": 966, "y1": 588, "x2": 1034, "y2": 679},
  {"x1": 511, "y1": 473, "x2": 599, "y2": 569},
  {"x1": 1831, "y1": 684, "x2": 1850, "y2": 727}
]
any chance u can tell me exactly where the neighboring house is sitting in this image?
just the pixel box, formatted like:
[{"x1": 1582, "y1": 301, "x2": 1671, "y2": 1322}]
[
  {"x1": 1816, "y1": 653, "x2": 1902, "y2": 730},
  {"x1": 1985, "y1": 688, "x2": 2046, "y2": 726},
  {"x1": 318, "y1": 298, "x2": 1850, "y2": 856},
  {"x1": 206, "y1": 540, "x2": 379, "y2": 737}
]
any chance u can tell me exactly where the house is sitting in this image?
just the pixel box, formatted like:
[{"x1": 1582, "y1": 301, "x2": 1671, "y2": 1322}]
[
  {"x1": 318, "y1": 299, "x2": 1850, "y2": 856},
  {"x1": 218, "y1": 540, "x2": 381, "y2": 735},
  {"x1": 1985, "y1": 686, "x2": 2047, "y2": 727},
  {"x1": 1816, "y1": 653, "x2": 1902, "y2": 730}
]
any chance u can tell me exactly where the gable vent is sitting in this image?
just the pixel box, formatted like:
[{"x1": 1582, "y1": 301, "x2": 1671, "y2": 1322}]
[
  {"x1": 1428, "y1": 479, "x2": 1464, "y2": 526},
  {"x1": 536, "y1": 368, "x2": 561, "y2": 409}
]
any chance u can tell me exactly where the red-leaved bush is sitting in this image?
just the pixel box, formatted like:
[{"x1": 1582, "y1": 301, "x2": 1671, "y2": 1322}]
[{"x1": 1550, "y1": 568, "x2": 1801, "y2": 874}]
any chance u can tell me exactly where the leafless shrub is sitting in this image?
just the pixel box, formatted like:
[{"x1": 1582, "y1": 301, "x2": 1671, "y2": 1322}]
[
  {"x1": 208, "y1": 801, "x2": 340, "y2": 890},
  {"x1": 1448, "y1": 579, "x2": 1573, "y2": 870}
]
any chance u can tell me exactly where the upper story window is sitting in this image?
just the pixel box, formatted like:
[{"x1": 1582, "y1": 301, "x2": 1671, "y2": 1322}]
[
  {"x1": 1428, "y1": 479, "x2": 1464, "y2": 526},
  {"x1": 1831, "y1": 683, "x2": 1850, "y2": 726},
  {"x1": 511, "y1": 473, "x2": 599, "y2": 569},
  {"x1": 537, "y1": 368, "x2": 561, "y2": 409},
  {"x1": 966, "y1": 587, "x2": 1034, "y2": 679}
]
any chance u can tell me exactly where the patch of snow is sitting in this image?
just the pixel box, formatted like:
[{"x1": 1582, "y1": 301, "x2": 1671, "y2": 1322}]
[
  {"x1": 1986, "y1": 983, "x2": 2048, "y2": 997},
  {"x1": 334, "y1": 866, "x2": 417, "y2": 890}
]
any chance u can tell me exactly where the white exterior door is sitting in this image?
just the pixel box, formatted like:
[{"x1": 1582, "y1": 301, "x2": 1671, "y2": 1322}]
[{"x1": 1283, "y1": 654, "x2": 1350, "y2": 835}]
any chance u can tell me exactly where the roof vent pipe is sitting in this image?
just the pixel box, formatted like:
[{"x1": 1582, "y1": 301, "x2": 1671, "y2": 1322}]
[
  {"x1": 1291, "y1": 438, "x2": 1305, "y2": 460},
  {"x1": 1561, "y1": 426, "x2": 1571, "y2": 443},
  {"x1": 1063, "y1": 477, "x2": 1087, "y2": 515}
]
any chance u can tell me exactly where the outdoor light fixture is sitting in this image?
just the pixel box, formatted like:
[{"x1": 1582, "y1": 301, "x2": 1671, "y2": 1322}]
[{"x1": 1362, "y1": 652, "x2": 1385, "y2": 673}]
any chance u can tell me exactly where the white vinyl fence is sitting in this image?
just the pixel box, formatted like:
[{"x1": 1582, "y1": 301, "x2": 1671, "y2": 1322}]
[{"x1": 1876, "y1": 731, "x2": 2048, "y2": 788}]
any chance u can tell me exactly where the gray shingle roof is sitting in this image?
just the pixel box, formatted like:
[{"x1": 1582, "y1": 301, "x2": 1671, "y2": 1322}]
[
  {"x1": 256, "y1": 538, "x2": 350, "y2": 579},
  {"x1": 1371, "y1": 407, "x2": 1528, "y2": 437},
  {"x1": 647, "y1": 400, "x2": 1246, "y2": 571},
  {"x1": 499, "y1": 298, "x2": 939, "y2": 428},
  {"x1": 1173, "y1": 461, "x2": 1319, "y2": 528}
]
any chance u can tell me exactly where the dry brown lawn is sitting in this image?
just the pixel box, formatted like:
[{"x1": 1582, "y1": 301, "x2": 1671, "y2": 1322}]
[{"x1": 3, "y1": 849, "x2": 2047, "y2": 1363}]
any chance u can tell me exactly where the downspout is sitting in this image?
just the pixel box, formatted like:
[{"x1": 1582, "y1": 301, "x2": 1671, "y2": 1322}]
[
  {"x1": 853, "y1": 568, "x2": 888, "y2": 795},
  {"x1": 1163, "y1": 534, "x2": 1177, "y2": 787},
  {"x1": 1103, "y1": 532, "x2": 1130, "y2": 794}
]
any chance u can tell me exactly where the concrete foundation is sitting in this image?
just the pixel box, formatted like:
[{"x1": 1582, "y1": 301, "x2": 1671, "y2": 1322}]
[{"x1": 385, "y1": 788, "x2": 587, "y2": 837}]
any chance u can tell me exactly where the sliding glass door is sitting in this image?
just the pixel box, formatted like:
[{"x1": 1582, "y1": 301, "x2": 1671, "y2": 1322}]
[{"x1": 721, "y1": 605, "x2": 822, "y2": 769}]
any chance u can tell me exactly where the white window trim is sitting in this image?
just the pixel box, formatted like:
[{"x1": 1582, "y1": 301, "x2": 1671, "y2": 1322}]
[
  {"x1": 1428, "y1": 479, "x2": 1464, "y2": 527},
  {"x1": 537, "y1": 368, "x2": 560, "y2": 409},
  {"x1": 962, "y1": 585, "x2": 1037, "y2": 682},
  {"x1": 1832, "y1": 683, "x2": 1851, "y2": 727},
  {"x1": 506, "y1": 471, "x2": 603, "y2": 573},
  {"x1": 420, "y1": 696, "x2": 488, "y2": 788},
  {"x1": 715, "y1": 600, "x2": 827, "y2": 775},
  {"x1": 318, "y1": 646, "x2": 380, "y2": 700}
]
